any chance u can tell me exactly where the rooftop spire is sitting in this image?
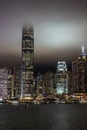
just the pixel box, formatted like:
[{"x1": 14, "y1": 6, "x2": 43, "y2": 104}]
[{"x1": 80, "y1": 46, "x2": 87, "y2": 55}]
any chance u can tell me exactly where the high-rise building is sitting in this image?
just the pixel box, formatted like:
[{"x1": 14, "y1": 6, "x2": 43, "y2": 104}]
[
  {"x1": 43, "y1": 72, "x2": 53, "y2": 96},
  {"x1": 21, "y1": 26, "x2": 34, "y2": 98},
  {"x1": 36, "y1": 73, "x2": 44, "y2": 96},
  {"x1": 56, "y1": 61, "x2": 68, "y2": 95},
  {"x1": 0, "y1": 68, "x2": 8, "y2": 100},
  {"x1": 72, "y1": 46, "x2": 87, "y2": 93},
  {"x1": 13, "y1": 66, "x2": 21, "y2": 98},
  {"x1": 67, "y1": 71, "x2": 72, "y2": 94},
  {"x1": 7, "y1": 68, "x2": 14, "y2": 98}
]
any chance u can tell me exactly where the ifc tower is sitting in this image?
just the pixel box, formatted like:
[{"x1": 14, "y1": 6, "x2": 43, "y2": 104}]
[{"x1": 21, "y1": 26, "x2": 34, "y2": 97}]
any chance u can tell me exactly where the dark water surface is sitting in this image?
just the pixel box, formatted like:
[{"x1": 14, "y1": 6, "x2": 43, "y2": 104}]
[{"x1": 0, "y1": 104, "x2": 87, "y2": 130}]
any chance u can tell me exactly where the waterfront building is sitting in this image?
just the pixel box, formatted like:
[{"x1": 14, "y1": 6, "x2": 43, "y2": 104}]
[
  {"x1": 52, "y1": 73, "x2": 57, "y2": 95},
  {"x1": 0, "y1": 68, "x2": 8, "y2": 99},
  {"x1": 21, "y1": 26, "x2": 34, "y2": 98},
  {"x1": 43, "y1": 72, "x2": 53, "y2": 96},
  {"x1": 36, "y1": 73, "x2": 44, "y2": 96},
  {"x1": 56, "y1": 61, "x2": 68, "y2": 95},
  {"x1": 7, "y1": 67, "x2": 18, "y2": 99},
  {"x1": 7, "y1": 68, "x2": 13, "y2": 98},
  {"x1": 67, "y1": 71, "x2": 72, "y2": 94},
  {"x1": 72, "y1": 46, "x2": 87, "y2": 93},
  {"x1": 13, "y1": 66, "x2": 21, "y2": 98}
]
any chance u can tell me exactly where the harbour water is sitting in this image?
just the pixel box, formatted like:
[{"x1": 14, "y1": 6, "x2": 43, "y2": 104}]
[{"x1": 0, "y1": 104, "x2": 87, "y2": 130}]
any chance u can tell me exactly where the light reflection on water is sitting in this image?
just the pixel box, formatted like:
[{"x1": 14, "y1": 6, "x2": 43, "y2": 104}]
[{"x1": 0, "y1": 104, "x2": 87, "y2": 130}]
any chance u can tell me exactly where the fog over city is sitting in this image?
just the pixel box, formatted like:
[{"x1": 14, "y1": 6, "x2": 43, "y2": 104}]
[{"x1": 0, "y1": 0, "x2": 87, "y2": 72}]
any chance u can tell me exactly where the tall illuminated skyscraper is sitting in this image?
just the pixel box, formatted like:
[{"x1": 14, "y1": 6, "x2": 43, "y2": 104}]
[
  {"x1": 56, "y1": 61, "x2": 68, "y2": 95},
  {"x1": 72, "y1": 46, "x2": 87, "y2": 93},
  {"x1": 21, "y1": 26, "x2": 34, "y2": 97}
]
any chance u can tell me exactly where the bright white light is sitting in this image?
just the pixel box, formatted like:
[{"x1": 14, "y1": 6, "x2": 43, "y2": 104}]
[
  {"x1": 56, "y1": 83, "x2": 64, "y2": 94},
  {"x1": 57, "y1": 87, "x2": 64, "y2": 94},
  {"x1": 82, "y1": 46, "x2": 85, "y2": 53},
  {"x1": 35, "y1": 22, "x2": 86, "y2": 49}
]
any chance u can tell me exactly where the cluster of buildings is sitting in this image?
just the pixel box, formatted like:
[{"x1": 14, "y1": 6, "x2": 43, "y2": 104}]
[{"x1": 0, "y1": 26, "x2": 87, "y2": 101}]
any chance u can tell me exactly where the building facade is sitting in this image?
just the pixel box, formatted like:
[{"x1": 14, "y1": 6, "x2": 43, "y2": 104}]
[
  {"x1": 72, "y1": 46, "x2": 87, "y2": 93},
  {"x1": 67, "y1": 71, "x2": 72, "y2": 94},
  {"x1": 36, "y1": 73, "x2": 44, "y2": 96},
  {"x1": 13, "y1": 66, "x2": 21, "y2": 98},
  {"x1": 21, "y1": 26, "x2": 34, "y2": 97},
  {"x1": 43, "y1": 72, "x2": 53, "y2": 96},
  {"x1": 56, "y1": 61, "x2": 68, "y2": 95},
  {"x1": 0, "y1": 68, "x2": 8, "y2": 100}
]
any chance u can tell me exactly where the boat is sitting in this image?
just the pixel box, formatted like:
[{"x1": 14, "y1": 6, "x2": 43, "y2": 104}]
[
  {"x1": 11, "y1": 100, "x2": 19, "y2": 105},
  {"x1": 6, "y1": 98, "x2": 19, "y2": 105}
]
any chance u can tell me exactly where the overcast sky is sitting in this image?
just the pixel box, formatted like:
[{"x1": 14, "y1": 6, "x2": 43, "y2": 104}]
[{"x1": 0, "y1": 0, "x2": 87, "y2": 71}]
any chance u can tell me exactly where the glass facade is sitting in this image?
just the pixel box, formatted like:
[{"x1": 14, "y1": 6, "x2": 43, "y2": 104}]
[
  {"x1": 72, "y1": 46, "x2": 87, "y2": 93},
  {"x1": 56, "y1": 61, "x2": 68, "y2": 95},
  {"x1": 21, "y1": 26, "x2": 34, "y2": 97}
]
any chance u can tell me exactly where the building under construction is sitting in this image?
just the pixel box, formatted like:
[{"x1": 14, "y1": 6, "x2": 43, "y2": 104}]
[{"x1": 21, "y1": 26, "x2": 34, "y2": 98}]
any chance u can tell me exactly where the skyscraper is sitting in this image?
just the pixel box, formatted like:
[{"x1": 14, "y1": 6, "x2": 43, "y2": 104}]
[
  {"x1": 56, "y1": 61, "x2": 68, "y2": 95},
  {"x1": 21, "y1": 26, "x2": 34, "y2": 98},
  {"x1": 43, "y1": 72, "x2": 53, "y2": 96},
  {"x1": 0, "y1": 68, "x2": 8, "y2": 100},
  {"x1": 72, "y1": 46, "x2": 87, "y2": 93}
]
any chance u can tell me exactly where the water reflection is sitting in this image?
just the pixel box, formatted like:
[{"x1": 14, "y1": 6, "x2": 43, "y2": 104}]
[{"x1": 0, "y1": 104, "x2": 87, "y2": 130}]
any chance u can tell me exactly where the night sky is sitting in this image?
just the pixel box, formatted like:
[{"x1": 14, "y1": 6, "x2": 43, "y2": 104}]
[{"x1": 0, "y1": 0, "x2": 87, "y2": 73}]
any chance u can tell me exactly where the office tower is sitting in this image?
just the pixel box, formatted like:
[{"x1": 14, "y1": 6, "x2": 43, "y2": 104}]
[
  {"x1": 0, "y1": 68, "x2": 8, "y2": 100},
  {"x1": 13, "y1": 66, "x2": 21, "y2": 98},
  {"x1": 36, "y1": 73, "x2": 44, "y2": 96},
  {"x1": 67, "y1": 71, "x2": 72, "y2": 94},
  {"x1": 72, "y1": 46, "x2": 87, "y2": 93},
  {"x1": 56, "y1": 61, "x2": 68, "y2": 95},
  {"x1": 43, "y1": 72, "x2": 53, "y2": 96},
  {"x1": 7, "y1": 68, "x2": 13, "y2": 98},
  {"x1": 21, "y1": 26, "x2": 34, "y2": 97}
]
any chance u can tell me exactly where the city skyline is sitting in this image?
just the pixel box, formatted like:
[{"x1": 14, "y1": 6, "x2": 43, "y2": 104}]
[{"x1": 0, "y1": 0, "x2": 87, "y2": 73}]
